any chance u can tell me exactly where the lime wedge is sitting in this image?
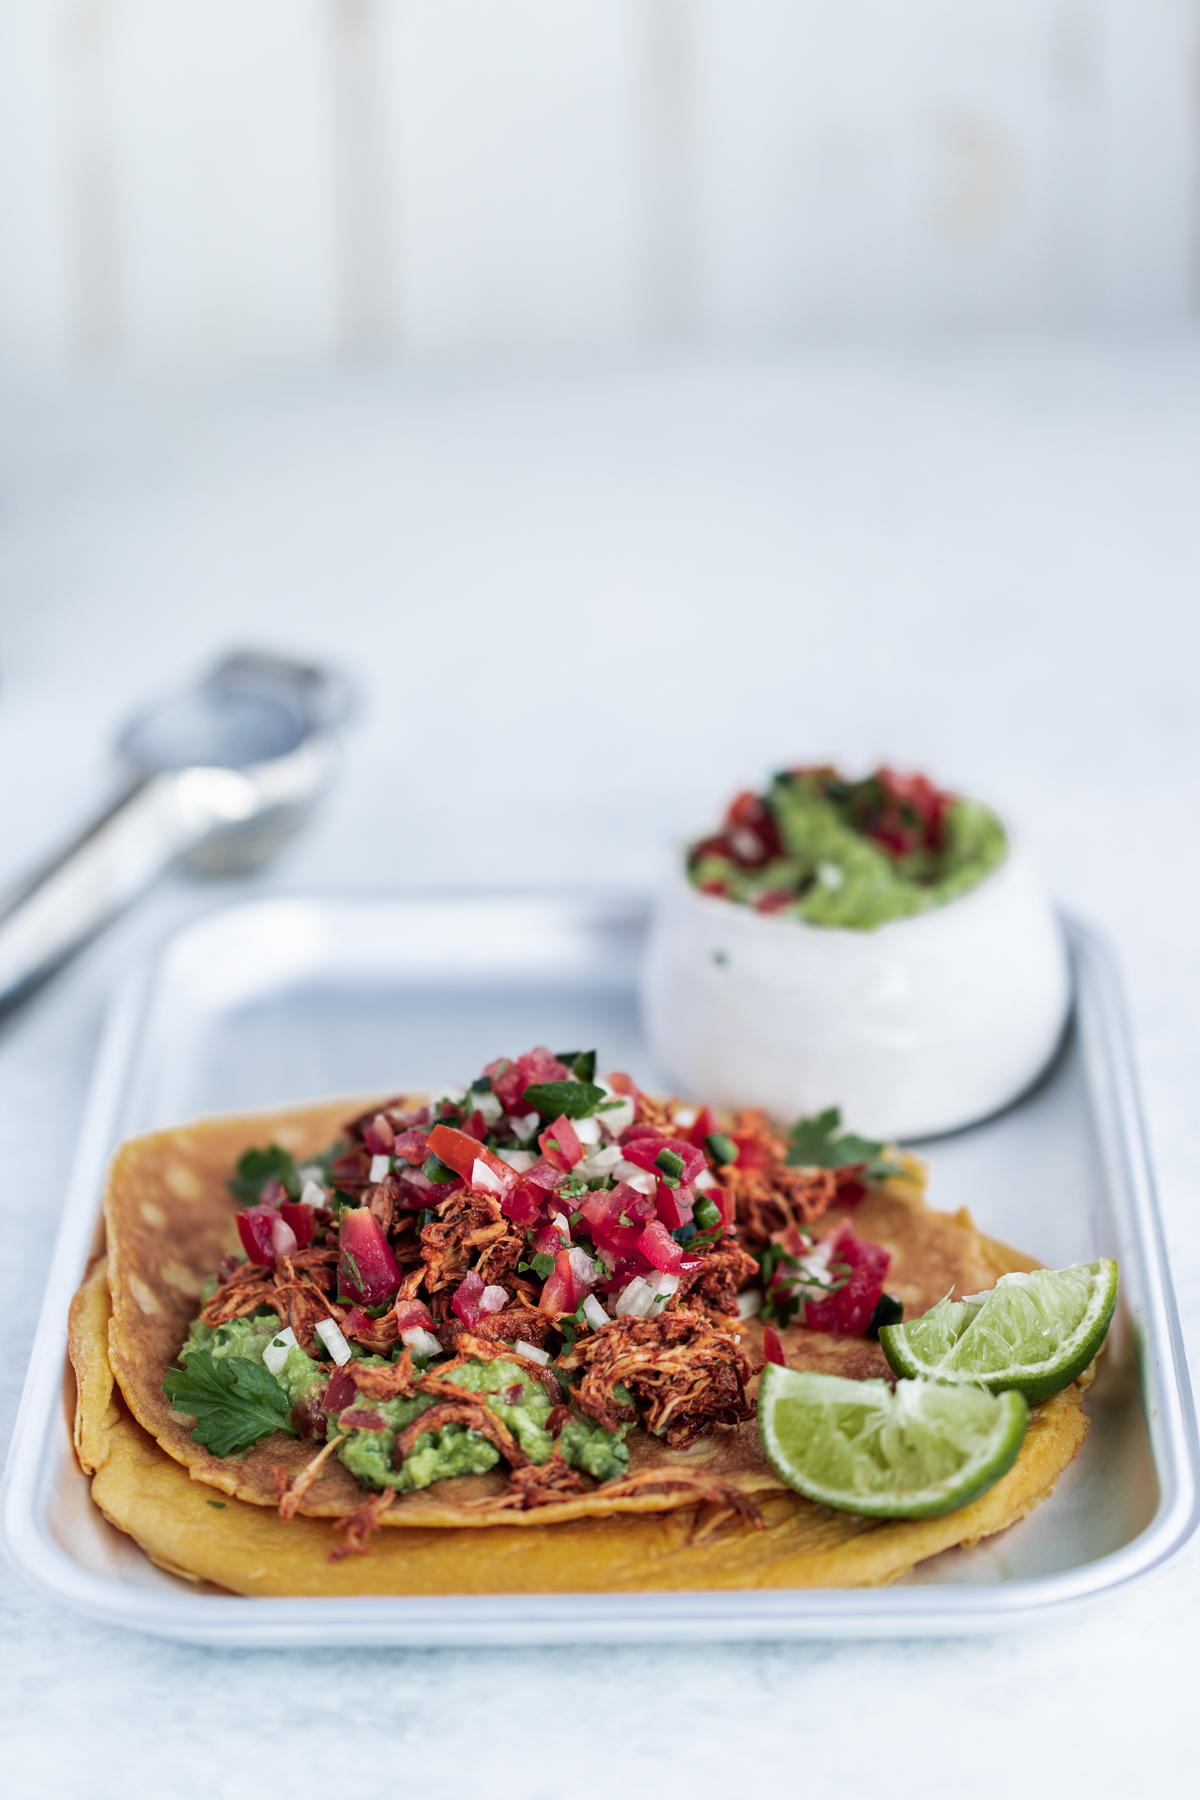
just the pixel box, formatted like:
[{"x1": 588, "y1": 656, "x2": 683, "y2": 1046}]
[
  {"x1": 879, "y1": 1259, "x2": 1118, "y2": 1403},
  {"x1": 758, "y1": 1366, "x2": 1028, "y2": 1519}
]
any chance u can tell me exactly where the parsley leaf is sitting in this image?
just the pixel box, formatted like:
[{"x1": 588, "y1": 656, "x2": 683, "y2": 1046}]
[
  {"x1": 554, "y1": 1050, "x2": 597, "y2": 1084},
  {"x1": 163, "y1": 1352, "x2": 296, "y2": 1456},
  {"x1": 521, "y1": 1080, "x2": 608, "y2": 1120},
  {"x1": 227, "y1": 1143, "x2": 301, "y2": 1204},
  {"x1": 785, "y1": 1107, "x2": 905, "y2": 1179}
]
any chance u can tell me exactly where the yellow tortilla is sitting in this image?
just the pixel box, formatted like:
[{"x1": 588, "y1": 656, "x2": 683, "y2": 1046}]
[{"x1": 73, "y1": 1099, "x2": 1092, "y2": 1590}]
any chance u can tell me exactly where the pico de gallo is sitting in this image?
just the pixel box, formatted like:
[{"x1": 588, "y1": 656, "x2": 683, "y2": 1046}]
[
  {"x1": 166, "y1": 1048, "x2": 906, "y2": 1516},
  {"x1": 688, "y1": 765, "x2": 1008, "y2": 929}
]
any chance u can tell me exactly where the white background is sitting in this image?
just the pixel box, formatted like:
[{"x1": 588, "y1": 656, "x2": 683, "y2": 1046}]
[
  {"x1": 2, "y1": 338, "x2": 1200, "y2": 1793},
  {"x1": 3, "y1": 1, "x2": 1200, "y2": 1793}
]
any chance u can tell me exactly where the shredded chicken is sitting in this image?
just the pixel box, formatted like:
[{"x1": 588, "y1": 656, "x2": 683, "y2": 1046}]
[
  {"x1": 558, "y1": 1311, "x2": 755, "y2": 1448},
  {"x1": 590, "y1": 1466, "x2": 764, "y2": 1531},
  {"x1": 467, "y1": 1453, "x2": 591, "y2": 1511},
  {"x1": 273, "y1": 1432, "x2": 347, "y2": 1522},
  {"x1": 420, "y1": 1191, "x2": 512, "y2": 1293},
  {"x1": 675, "y1": 1244, "x2": 760, "y2": 1320},
  {"x1": 393, "y1": 1399, "x2": 528, "y2": 1468},
  {"x1": 329, "y1": 1490, "x2": 395, "y2": 1560}
]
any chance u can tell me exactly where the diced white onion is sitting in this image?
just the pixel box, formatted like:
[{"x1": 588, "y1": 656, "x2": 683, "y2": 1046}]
[
  {"x1": 315, "y1": 1317, "x2": 352, "y2": 1366},
  {"x1": 471, "y1": 1088, "x2": 504, "y2": 1124},
  {"x1": 401, "y1": 1326, "x2": 444, "y2": 1358},
  {"x1": 582, "y1": 1295, "x2": 611, "y2": 1330},
  {"x1": 568, "y1": 1246, "x2": 598, "y2": 1287},
  {"x1": 262, "y1": 1326, "x2": 297, "y2": 1376},
  {"x1": 673, "y1": 1105, "x2": 698, "y2": 1129},
  {"x1": 614, "y1": 1276, "x2": 656, "y2": 1319},
  {"x1": 515, "y1": 1340, "x2": 550, "y2": 1366},
  {"x1": 737, "y1": 1289, "x2": 763, "y2": 1320},
  {"x1": 577, "y1": 1143, "x2": 622, "y2": 1180},
  {"x1": 572, "y1": 1115, "x2": 601, "y2": 1146},
  {"x1": 694, "y1": 1169, "x2": 716, "y2": 1191},
  {"x1": 551, "y1": 1211, "x2": 572, "y2": 1241},
  {"x1": 509, "y1": 1111, "x2": 540, "y2": 1144},
  {"x1": 480, "y1": 1284, "x2": 509, "y2": 1314},
  {"x1": 497, "y1": 1147, "x2": 535, "y2": 1172},
  {"x1": 270, "y1": 1216, "x2": 298, "y2": 1260},
  {"x1": 596, "y1": 1085, "x2": 635, "y2": 1135},
  {"x1": 471, "y1": 1158, "x2": 507, "y2": 1195},
  {"x1": 369, "y1": 1153, "x2": 392, "y2": 1183},
  {"x1": 649, "y1": 1271, "x2": 680, "y2": 1297},
  {"x1": 617, "y1": 1165, "x2": 657, "y2": 1196},
  {"x1": 430, "y1": 1085, "x2": 466, "y2": 1109},
  {"x1": 300, "y1": 1178, "x2": 327, "y2": 1208},
  {"x1": 298, "y1": 1163, "x2": 324, "y2": 1185}
]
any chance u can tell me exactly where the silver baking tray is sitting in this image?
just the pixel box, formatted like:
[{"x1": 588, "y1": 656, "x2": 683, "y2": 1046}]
[{"x1": 3, "y1": 894, "x2": 1196, "y2": 1645}]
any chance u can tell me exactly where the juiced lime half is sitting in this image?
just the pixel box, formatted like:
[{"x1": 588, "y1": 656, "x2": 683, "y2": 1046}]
[
  {"x1": 879, "y1": 1260, "x2": 1118, "y2": 1404},
  {"x1": 757, "y1": 1366, "x2": 1028, "y2": 1519}
]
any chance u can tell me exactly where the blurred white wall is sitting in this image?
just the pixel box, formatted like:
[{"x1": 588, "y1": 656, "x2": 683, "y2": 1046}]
[{"x1": 0, "y1": 0, "x2": 1196, "y2": 383}]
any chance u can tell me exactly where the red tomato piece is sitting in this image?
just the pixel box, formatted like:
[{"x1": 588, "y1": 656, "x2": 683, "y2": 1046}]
[
  {"x1": 427, "y1": 1123, "x2": 513, "y2": 1191},
  {"x1": 362, "y1": 1114, "x2": 395, "y2": 1155},
  {"x1": 762, "y1": 1326, "x2": 785, "y2": 1367},
  {"x1": 451, "y1": 1269, "x2": 486, "y2": 1327},
  {"x1": 278, "y1": 1201, "x2": 315, "y2": 1248},
  {"x1": 394, "y1": 1297, "x2": 435, "y2": 1332},
  {"x1": 687, "y1": 1105, "x2": 719, "y2": 1149},
  {"x1": 236, "y1": 1206, "x2": 276, "y2": 1265},
  {"x1": 578, "y1": 1183, "x2": 654, "y2": 1255},
  {"x1": 337, "y1": 1208, "x2": 402, "y2": 1306},
  {"x1": 653, "y1": 1180, "x2": 694, "y2": 1232},
  {"x1": 500, "y1": 1181, "x2": 543, "y2": 1227},
  {"x1": 731, "y1": 1136, "x2": 769, "y2": 1170},
  {"x1": 620, "y1": 1135, "x2": 706, "y2": 1187},
  {"x1": 637, "y1": 1219, "x2": 686, "y2": 1273},
  {"x1": 803, "y1": 1226, "x2": 890, "y2": 1336},
  {"x1": 392, "y1": 1128, "x2": 429, "y2": 1166},
  {"x1": 539, "y1": 1248, "x2": 577, "y2": 1316},
  {"x1": 538, "y1": 1114, "x2": 583, "y2": 1172}
]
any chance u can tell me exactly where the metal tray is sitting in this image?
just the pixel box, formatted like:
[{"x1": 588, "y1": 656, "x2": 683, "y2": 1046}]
[{"x1": 3, "y1": 894, "x2": 1196, "y2": 1644}]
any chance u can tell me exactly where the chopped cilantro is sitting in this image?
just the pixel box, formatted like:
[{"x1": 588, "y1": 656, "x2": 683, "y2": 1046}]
[
  {"x1": 518, "y1": 1251, "x2": 556, "y2": 1281},
  {"x1": 206, "y1": 1500, "x2": 227, "y2": 1509},
  {"x1": 785, "y1": 1107, "x2": 905, "y2": 1180},
  {"x1": 554, "y1": 1050, "x2": 597, "y2": 1084},
  {"x1": 228, "y1": 1143, "x2": 301, "y2": 1204},
  {"x1": 521, "y1": 1080, "x2": 609, "y2": 1120},
  {"x1": 163, "y1": 1352, "x2": 295, "y2": 1456}
]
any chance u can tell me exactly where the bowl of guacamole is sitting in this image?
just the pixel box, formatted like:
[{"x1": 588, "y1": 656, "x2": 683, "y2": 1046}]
[{"x1": 642, "y1": 765, "x2": 1069, "y2": 1139}]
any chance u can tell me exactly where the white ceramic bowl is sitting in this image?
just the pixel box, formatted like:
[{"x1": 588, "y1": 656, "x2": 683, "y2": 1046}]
[{"x1": 641, "y1": 842, "x2": 1070, "y2": 1140}]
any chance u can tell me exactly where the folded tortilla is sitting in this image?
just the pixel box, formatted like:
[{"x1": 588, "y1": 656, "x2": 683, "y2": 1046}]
[{"x1": 70, "y1": 1099, "x2": 1090, "y2": 1593}]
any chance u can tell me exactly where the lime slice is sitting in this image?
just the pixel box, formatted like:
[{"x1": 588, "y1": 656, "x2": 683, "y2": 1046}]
[
  {"x1": 879, "y1": 1260, "x2": 1117, "y2": 1403},
  {"x1": 758, "y1": 1366, "x2": 1028, "y2": 1519}
]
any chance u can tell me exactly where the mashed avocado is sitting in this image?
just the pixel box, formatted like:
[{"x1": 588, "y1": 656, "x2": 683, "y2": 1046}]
[
  {"x1": 690, "y1": 768, "x2": 1007, "y2": 931},
  {"x1": 335, "y1": 1355, "x2": 629, "y2": 1493},
  {"x1": 181, "y1": 1310, "x2": 325, "y2": 1408}
]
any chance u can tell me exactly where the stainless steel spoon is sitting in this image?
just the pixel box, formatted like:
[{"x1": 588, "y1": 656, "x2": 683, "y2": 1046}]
[{"x1": 0, "y1": 650, "x2": 354, "y2": 1012}]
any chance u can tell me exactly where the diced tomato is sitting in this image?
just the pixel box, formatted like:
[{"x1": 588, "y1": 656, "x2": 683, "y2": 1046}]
[
  {"x1": 578, "y1": 1183, "x2": 654, "y2": 1255},
  {"x1": 606, "y1": 1070, "x2": 638, "y2": 1099},
  {"x1": 236, "y1": 1206, "x2": 276, "y2": 1265},
  {"x1": 599, "y1": 1246, "x2": 656, "y2": 1294},
  {"x1": 762, "y1": 1326, "x2": 785, "y2": 1367},
  {"x1": 619, "y1": 1122, "x2": 663, "y2": 1148},
  {"x1": 322, "y1": 1366, "x2": 357, "y2": 1411},
  {"x1": 427, "y1": 1123, "x2": 513, "y2": 1191},
  {"x1": 653, "y1": 1180, "x2": 694, "y2": 1232},
  {"x1": 722, "y1": 790, "x2": 783, "y2": 865},
  {"x1": 461, "y1": 1110, "x2": 488, "y2": 1142},
  {"x1": 539, "y1": 1248, "x2": 577, "y2": 1317},
  {"x1": 340, "y1": 1306, "x2": 373, "y2": 1338},
  {"x1": 499, "y1": 1181, "x2": 543, "y2": 1227},
  {"x1": 392, "y1": 1128, "x2": 429, "y2": 1166},
  {"x1": 394, "y1": 1297, "x2": 435, "y2": 1332},
  {"x1": 489, "y1": 1046, "x2": 572, "y2": 1111},
  {"x1": 532, "y1": 1219, "x2": 569, "y2": 1258},
  {"x1": 620, "y1": 1135, "x2": 706, "y2": 1187},
  {"x1": 396, "y1": 1175, "x2": 433, "y2": 1210},
  {"x1": 835, "y1": 1172, "x2": 867, "y2": 1207},
  {"x1": 637, "y1": 1219, "x2": 687, "y2": 1273},
  {"x1": 337, "y1": 1208, "x2": 402, "y2": 1306},
  {"x1": 538, "y1": 1114, "x2": 583, "y2": 1172},
  {"x1": 522, "y1": 1157, "x2": 566, "y2": 1191},
  {"x1": 802, "y1": 1225, "x2": 890, "y2": 1336},
  {"x1": 753, "y1": 889, "x2": 793, "y2": 915},
  {"x1": 362, "y1": 1113, "x2": 395, "y2": 1155},
  {"x1": 452, "y1": 1269, "x2": 486, "y2": 1327},
  {"x1": 687, "y1": 1105, "x2": 719, "y2": 1149},
  {"x1": 731, "y1": 1135, "x2": 769, "y2": 1170},
  {"x1": 279, "y1": 1201, "x2": 315, "y2": 1248}
]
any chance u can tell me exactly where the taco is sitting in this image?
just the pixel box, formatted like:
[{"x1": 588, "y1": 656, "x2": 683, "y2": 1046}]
[{"x1": 70, "y1": 1048, "x2": 1091, "y2": 1593}]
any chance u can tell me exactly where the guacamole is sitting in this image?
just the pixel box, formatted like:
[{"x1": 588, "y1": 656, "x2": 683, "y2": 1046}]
[{"x1": 688, "y1": 766, "x2": 1007, "y2": 930}]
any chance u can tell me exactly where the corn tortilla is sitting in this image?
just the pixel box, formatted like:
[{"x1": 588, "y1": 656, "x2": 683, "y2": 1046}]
[{"x1": 71, "y1": 1099, "x2": 1091, "y2": 1590}]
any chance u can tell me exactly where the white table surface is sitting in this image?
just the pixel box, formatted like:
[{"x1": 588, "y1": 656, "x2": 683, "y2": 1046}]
[{"x1": 2, "y1": 338, "x2": 1198, "y2": 1796}]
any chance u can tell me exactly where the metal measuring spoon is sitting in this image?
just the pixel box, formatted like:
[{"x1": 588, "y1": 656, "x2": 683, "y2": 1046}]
[{"x1": 0, "y1": 650, "x2": 354, "y2": 1013}]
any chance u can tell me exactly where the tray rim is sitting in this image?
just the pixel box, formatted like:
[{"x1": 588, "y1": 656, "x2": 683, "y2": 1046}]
[{"x1": 3, "y1": 893, "x2": 1196, "y2": 1645}]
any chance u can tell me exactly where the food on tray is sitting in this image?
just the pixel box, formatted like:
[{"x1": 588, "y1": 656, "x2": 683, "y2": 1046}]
[
  {"x1": 69, "y1": 1046, "x2": 1099, "y2": 1595},
  {"x1": 757, "y1": 1369, "x2": 1029, "y2": 1519},
  {"x1": 879, "y1": 1261, "x2": 1119, "y2": 1402},
  {"x1": 644, "y1": 762, "x2": 1071, "y2": 1137},
  {"x1": 687, "y1": 766, "x2": 1007, "y2": 929}
]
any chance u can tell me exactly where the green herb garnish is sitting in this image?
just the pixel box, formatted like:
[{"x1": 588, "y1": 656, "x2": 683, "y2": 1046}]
[
  {"x1": 163, "y1": 1353, "x2": 295, "y2": 1456},
  {"x1": 705, "y1": 1132, "x2": 738, "y2": 1167},
  {"x1": 521, "y1": 1080, "x2": 608, "y2": 1120},
  {"x1": 785, "y1": 1107, "x2": 904, "y2": 1180},
  {"x1": 422, "y1": 1153, "x2": 459, "y2": 1185},
  {"x1": 654, "y1": 1147, "x2": 684, "y2": 1182},
  {"x1": 228, "y1": 1143, "x2": 301, "y2": 1204}
]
